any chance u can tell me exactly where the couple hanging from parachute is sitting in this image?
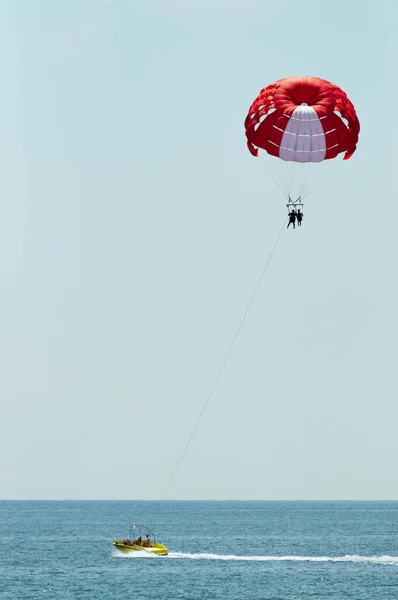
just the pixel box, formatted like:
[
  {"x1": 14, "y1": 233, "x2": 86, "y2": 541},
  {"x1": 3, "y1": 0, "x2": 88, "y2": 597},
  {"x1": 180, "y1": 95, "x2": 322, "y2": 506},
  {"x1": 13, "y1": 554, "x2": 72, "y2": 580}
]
[
  {"x1": 244, "y1": 76, "x2": 360, "y2": 225},
  {"x1": 287, "y1": 205, "x2": 303, "y2": 229}
]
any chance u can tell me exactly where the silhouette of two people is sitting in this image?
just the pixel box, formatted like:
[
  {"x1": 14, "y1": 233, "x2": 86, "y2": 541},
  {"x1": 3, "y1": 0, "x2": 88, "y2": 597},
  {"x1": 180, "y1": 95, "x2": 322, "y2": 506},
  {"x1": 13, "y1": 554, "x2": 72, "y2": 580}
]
[{"x1": 287, "y1": 208, "x2": 303, "y2": 229}]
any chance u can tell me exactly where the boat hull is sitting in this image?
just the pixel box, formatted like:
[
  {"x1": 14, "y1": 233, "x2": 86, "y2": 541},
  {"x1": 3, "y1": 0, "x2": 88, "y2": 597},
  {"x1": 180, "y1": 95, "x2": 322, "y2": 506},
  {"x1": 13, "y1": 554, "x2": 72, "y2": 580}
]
[{"x1": 113, "y1": 541, "x2": 168, "y2": 556}]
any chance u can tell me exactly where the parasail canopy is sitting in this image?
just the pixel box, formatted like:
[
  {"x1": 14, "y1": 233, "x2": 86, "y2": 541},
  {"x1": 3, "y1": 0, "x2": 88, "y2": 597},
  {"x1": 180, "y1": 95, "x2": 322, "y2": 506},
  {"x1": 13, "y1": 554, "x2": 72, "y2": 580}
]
[{"x1": 245, "y1": 76, "x2": 360, "y2": 164}]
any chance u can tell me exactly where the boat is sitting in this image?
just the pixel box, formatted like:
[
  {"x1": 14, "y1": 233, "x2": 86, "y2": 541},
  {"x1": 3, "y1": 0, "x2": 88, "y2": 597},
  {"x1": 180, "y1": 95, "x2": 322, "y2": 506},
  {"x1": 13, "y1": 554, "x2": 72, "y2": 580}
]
[{"x1": 113, "y1": 524, "x2": 168, "y2": 556}]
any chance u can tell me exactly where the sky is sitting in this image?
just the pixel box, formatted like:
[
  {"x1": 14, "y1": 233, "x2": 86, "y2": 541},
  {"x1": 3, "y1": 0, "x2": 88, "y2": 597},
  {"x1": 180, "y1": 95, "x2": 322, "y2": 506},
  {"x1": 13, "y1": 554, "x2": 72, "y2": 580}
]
[{"x1": 0, "y1": 0, "x2": 397, "y2": 500}]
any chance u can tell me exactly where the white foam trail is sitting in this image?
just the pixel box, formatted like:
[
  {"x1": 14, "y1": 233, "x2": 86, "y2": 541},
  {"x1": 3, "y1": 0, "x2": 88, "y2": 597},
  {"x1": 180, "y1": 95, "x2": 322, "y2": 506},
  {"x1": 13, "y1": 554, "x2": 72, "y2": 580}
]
[
  {"x1": 167, "y1": 553, "x2": 398, "y2": 566},
  {"x1": 112, "y1": 549, "x2": 157, "y2": 558}
]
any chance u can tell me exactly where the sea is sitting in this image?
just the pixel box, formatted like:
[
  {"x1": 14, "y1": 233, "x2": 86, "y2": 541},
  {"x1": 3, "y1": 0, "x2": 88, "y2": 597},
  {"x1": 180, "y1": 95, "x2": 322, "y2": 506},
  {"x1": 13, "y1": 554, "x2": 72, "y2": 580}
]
[{"x1": 0, "y1": 501, "x2": 397, "y2": 599}]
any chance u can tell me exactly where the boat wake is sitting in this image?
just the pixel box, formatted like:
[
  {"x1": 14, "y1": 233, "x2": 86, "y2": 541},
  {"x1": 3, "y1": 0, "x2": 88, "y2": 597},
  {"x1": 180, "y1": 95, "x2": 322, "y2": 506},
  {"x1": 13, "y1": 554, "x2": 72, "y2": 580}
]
[
  {"x1": 112, "y1": 549, "x2": 157, "y2": 558},
  {"x1": 167, "y1": 553, "x2": 398, "y2": 565},
  {"x1": 112, "y1": 548, "x2": 398, "y2": 565}
]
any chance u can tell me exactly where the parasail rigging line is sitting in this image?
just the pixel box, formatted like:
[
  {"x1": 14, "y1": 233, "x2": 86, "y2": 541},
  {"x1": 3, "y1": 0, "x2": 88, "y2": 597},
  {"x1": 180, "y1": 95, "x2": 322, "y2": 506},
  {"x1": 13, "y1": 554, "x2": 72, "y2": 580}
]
[{"x1": 161, "y1": 217, "x2": 287, "y2": 500}]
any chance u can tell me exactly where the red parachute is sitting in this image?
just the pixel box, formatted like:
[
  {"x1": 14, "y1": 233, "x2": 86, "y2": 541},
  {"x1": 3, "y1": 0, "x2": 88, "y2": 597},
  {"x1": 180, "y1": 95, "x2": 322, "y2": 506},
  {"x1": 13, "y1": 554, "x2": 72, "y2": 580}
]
[{"x1": 245, "y1": 76, "x2": 360, "y2": 164}]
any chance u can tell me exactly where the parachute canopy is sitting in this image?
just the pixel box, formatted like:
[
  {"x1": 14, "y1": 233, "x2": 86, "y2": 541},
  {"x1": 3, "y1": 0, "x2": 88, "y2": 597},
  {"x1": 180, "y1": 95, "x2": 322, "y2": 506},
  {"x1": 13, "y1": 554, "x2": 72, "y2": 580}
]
[{"x1": 245, "y1": 76, "x2": 360, "y2": 164}]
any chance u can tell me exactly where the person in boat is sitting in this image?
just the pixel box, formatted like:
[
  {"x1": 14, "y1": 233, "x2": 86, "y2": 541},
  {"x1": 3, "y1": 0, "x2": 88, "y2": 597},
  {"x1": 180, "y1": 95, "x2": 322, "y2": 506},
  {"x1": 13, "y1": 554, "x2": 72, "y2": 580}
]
[
  {"x1": 287, "y1": 208, "x2": 296, "y2": 229},
  {"x1": 145, "y1": 534, "x2": 151, "y2": 547},
  {"x1": 136, "y1": 536, "x2": 142, "y2": 546},
  {"x1": 296, "y1": 209, "x2": 303, "y2": 226}
]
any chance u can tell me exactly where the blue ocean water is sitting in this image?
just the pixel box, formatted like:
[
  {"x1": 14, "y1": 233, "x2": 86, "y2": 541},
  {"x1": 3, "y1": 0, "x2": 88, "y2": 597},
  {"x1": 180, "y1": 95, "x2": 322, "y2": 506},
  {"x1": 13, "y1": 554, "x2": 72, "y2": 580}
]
[{"x1": 0, "y1": 501, "x2": 397, "y2": 599}]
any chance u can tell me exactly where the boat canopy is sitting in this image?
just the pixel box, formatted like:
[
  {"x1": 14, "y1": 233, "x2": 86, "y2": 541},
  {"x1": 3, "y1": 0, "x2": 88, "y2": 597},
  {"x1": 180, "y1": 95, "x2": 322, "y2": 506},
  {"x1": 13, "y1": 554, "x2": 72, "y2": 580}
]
[{"x1": 122, "y1": 524, "x2": 157, "y2": 545}]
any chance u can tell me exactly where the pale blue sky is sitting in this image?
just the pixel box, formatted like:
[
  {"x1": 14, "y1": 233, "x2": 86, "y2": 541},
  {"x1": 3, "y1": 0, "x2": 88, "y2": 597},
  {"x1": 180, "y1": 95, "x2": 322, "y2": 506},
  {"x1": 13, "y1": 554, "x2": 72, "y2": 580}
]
[{"x1": 0, "y1": 0, "x2": 397, "y2": 500}]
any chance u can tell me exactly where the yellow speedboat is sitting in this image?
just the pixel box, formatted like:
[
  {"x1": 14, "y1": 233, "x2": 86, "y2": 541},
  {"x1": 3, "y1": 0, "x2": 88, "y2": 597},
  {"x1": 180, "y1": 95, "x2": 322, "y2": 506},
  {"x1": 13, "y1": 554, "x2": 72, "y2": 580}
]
[{"x1": 113, "y1": 524, "x2": 168, "y2": 556}]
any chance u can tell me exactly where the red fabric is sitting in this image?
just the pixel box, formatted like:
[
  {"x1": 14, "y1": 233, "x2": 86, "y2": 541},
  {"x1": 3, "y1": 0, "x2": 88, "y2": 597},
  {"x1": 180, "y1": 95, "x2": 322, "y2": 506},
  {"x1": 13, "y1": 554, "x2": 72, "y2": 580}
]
[{"x1": 244, "y1": 76, "x2": 360, "y2": 161}]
